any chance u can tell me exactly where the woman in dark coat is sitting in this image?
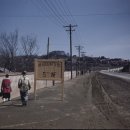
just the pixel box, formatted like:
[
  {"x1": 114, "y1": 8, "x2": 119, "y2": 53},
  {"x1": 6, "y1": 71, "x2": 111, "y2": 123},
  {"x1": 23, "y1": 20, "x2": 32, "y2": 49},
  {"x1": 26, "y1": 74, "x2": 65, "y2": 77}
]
[{"x1": 1, "y1": 74, "x2": 12, "y2": 102}]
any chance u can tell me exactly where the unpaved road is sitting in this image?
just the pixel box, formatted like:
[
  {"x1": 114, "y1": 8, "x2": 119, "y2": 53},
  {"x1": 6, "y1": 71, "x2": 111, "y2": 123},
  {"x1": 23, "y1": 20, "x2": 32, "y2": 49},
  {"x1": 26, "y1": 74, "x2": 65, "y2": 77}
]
[{"x1": 0, "y1": 72, "x2": 130, "y2": 129}]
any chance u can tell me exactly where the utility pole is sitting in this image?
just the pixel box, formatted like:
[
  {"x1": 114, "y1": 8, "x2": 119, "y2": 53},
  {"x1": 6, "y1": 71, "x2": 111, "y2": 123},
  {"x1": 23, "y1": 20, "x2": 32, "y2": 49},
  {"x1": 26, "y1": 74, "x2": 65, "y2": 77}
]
[
  {"x1": 81, "y1": 51, "x2": 86, "y2": 75},
  {"x1": 47, "y1": 37, "x2": 49, "y2": 59},
  {"x1": 64, "y1": 24, "x2": 77, "y2": 79},
  {"x1": 46, "y1": 37, "x2": 50, "y2": 87},
  {"x1": 75, "y1": 45, "x2": 84, "y2": 75},
  {"x1": 81, "y1": 51, "x2": 86, "y2": 57}
]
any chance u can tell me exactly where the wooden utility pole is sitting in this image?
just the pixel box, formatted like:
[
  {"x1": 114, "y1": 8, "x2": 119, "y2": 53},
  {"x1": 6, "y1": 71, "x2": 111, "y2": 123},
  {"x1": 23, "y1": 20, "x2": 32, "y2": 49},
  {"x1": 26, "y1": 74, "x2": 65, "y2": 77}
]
[
  {"x1": 75, "y1": 45, "x2": 84, "y2": 75},
  {"x1": 64, "y1": 24, "x2": 77, "y2": 79},
  {"x1": 46, "y1": 37, "x2": 50, "y2": 87},
  {"x1": 81, "y1": 51, "x2": 86, "y2": 74}
]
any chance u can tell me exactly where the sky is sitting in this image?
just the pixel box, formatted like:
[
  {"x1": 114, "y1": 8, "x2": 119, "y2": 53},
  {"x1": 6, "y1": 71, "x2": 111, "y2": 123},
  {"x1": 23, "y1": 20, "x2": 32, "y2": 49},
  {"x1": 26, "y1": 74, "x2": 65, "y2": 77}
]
[{"x1": 0, "y1": 0, "x2": 130, "y2": 60}]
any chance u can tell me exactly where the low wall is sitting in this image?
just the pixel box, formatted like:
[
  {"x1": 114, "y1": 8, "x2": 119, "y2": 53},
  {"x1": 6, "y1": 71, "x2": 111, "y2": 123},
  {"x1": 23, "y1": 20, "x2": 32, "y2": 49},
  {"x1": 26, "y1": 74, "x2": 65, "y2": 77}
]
[{"x1": 0, "y1": 71, "x2": 76, "y2": 103}]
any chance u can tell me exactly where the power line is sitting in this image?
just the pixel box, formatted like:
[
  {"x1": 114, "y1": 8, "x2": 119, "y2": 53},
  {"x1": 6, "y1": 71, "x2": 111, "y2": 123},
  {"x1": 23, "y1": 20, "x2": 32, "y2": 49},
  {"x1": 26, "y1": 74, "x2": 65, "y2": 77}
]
[
  {"x1": 55, "y1": 12, "x2": 130, "y2": 16},
  {"x1": 32, "y1": 0, "x2": 68, "y2": 27},
  {"x1": 63, "y1": 0, "x2": 77, "y2": 24},
  {"x1": 1, "y1": 12, "x2": 129, "y2": 17},
  {"x1": 63, "y1": 0, "x2": 84, "y2": 45},
  {"x1": 31, "y1": 0, "x2": 62, "y2": 28},
  {"x1": 57, "y1": 0, "x2": 72, "y2": 24},
  {"x1": 46, "y1": 0, "x2": 69, "y2": 25},
  {"x1": 38, "y1": 0, "x2": 71, "y2": 40},
  {"x1": 50, "y1": 0, "x2": 70, "y2": 24},
  {"x1": 43, "y1": 0, "x2": 66, "y2": 26}
]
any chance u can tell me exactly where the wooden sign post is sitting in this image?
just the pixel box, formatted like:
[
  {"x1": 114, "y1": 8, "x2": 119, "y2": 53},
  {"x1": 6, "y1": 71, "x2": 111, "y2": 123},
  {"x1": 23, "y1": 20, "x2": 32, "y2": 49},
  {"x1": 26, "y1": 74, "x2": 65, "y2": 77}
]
[{"x1": 34, "y1": 59, "x2": 64, "y2": 101}]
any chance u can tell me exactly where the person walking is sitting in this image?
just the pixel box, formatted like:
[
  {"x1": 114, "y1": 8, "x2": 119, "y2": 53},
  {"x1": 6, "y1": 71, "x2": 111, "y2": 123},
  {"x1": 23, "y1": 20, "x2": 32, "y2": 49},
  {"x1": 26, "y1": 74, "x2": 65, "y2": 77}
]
[
  {"x1": 1, "y1": 74, "x2": 12, "y2": 102},
  {"x1": 18, "y1": 71, "x2": 31, "y2": 106}
]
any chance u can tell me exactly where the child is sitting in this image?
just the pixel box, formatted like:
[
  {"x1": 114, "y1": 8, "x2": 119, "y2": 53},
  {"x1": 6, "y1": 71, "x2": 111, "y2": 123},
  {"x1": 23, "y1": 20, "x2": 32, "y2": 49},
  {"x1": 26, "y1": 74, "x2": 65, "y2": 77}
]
[{"x1": 1, "y1": 74, "x2": 12, "y2": 102}]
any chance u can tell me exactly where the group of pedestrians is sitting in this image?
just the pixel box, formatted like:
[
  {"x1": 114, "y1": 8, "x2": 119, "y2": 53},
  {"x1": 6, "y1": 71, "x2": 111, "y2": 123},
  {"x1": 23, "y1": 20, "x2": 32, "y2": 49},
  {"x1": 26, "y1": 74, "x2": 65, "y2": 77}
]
[{"x1": 0, "y1": 71, "x2": 31, "y2": 106}]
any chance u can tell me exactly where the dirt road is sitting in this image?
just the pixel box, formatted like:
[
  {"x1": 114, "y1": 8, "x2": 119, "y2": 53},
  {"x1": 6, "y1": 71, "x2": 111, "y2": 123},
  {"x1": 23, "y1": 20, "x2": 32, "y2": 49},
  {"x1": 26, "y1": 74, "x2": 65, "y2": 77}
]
[{"x1": 0, "y1": 72, "x2": 129, "y2": 129}]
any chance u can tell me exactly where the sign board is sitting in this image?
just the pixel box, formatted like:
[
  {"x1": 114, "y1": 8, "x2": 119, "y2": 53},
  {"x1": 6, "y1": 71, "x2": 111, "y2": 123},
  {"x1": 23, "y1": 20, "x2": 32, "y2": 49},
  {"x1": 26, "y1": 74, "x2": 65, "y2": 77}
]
[
  {"x1": 34, "y1": 59, "x2": 64, "y2": 100},
  {"x1": 34, "y1": 59, "x2": 64, "y2": 81}
]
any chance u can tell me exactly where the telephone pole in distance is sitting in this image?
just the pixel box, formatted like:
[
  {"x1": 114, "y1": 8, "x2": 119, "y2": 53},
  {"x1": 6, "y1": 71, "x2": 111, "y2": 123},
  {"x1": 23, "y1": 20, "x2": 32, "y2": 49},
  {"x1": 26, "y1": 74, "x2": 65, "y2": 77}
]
[{"x1": 75, "y1": 45, "x2": 84, "y2": 75}]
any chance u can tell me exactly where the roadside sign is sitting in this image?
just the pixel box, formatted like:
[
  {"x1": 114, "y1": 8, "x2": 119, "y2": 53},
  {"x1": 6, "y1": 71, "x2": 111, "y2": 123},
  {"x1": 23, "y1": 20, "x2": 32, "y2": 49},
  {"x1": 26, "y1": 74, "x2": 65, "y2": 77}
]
[
  {"x1": 34, "y1": 59, "x2": 64, "y2": 100},
  {"x1": 35, "y1": 59, "x2": 64, "y2": 81}
]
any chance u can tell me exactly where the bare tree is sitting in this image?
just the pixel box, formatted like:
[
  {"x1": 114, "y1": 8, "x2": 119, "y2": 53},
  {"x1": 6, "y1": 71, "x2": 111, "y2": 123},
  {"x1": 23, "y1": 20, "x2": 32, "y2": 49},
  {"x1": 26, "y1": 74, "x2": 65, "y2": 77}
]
[
  {"x1": 21, "y1": 35, "x2": 38, "y2": 71},
  {"x1": 0, "y1": 30, "x2": 18, "y2": 72}
]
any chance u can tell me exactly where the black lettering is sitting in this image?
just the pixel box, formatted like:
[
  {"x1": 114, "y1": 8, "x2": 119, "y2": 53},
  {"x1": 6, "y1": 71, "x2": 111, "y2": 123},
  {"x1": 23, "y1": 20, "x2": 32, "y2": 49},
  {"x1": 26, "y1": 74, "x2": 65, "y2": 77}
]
[
  {"x1": 43, "y1": 72, "x2": 46, "y2": 77},
  {"x1": 51, "y1": 72, "x2": 56, "y2": 77},
  {"x1": 38, "y1": 63, "x2": 41, "y2": 67}
]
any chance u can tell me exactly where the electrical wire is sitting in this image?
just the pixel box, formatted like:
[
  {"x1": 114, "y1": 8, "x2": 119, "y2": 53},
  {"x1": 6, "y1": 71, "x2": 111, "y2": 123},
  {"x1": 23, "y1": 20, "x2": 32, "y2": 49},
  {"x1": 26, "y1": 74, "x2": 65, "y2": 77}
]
[{"x1": 63, "y1": 0, "x2": 83, "y2": 46}]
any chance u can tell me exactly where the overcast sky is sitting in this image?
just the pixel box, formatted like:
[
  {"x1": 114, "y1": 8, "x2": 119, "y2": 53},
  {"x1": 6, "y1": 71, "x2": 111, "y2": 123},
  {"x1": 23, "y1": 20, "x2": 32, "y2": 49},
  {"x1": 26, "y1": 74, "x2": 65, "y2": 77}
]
[{"x1": 0, "y1": 0, "x2": 130, "y2": 60}]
